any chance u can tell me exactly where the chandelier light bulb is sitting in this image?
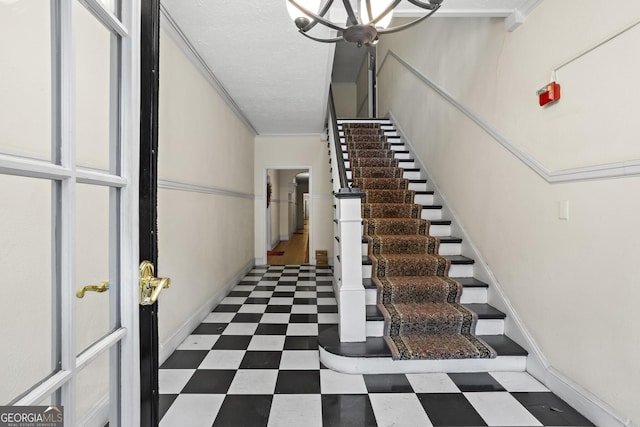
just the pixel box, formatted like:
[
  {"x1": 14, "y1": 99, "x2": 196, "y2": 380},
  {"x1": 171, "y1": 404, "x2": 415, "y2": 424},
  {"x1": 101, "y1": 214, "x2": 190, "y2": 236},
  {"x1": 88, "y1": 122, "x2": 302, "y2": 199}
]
[
  {"x1": 360, "y1": 0, "x2": 394, "y2": 29},
  {"x1": 286, "y1": 0, "x2": 322, "y2": 24}
]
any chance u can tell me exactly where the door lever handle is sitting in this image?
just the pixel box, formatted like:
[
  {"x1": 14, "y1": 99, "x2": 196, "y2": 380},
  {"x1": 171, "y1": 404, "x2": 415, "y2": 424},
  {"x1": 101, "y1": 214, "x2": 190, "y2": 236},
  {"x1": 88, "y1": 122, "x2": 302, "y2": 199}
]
[
  {"x1": 139, "y1": 261, "x2": 171, "y2": 305},
  {"x1": 76, "y1": 280, "x2": 109, "y2": 298}
]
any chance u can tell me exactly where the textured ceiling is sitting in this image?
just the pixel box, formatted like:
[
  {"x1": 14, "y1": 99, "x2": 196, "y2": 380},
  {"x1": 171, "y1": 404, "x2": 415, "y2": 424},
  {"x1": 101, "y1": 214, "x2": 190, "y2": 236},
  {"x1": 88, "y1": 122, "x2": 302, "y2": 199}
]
[{"x1": 160, "y1": 0, "x2": 536, "y2": 135}]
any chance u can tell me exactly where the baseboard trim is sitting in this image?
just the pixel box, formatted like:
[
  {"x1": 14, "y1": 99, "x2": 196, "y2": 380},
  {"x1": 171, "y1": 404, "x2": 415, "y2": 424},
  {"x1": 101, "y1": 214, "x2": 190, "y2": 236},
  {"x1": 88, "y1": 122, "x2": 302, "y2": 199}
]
[
  {"x1": 78, "y1": 395, "x2": 109, "y2": 427},
  {"x1": 390, "y1": 111, "x2": 634, "y2": 427},
  {"x1": 158, "y1": 259, "x2": 254, "y2": 364}
]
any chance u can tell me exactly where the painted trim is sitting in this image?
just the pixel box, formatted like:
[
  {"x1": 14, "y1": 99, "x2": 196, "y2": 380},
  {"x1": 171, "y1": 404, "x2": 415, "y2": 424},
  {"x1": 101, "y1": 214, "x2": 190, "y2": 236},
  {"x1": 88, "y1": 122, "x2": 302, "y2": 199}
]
[
  {"x1": 158, "y1": 5, "x2": 257, "y2": 135},
  {"x1": 158, "y1": 179, "x2": 255, "y2": 200},
  {"x1": 158, "y1": 259, "x2": 254, "y2": 364},
  {"x1": 379, "y1": 50, "x2": 640, "y2": 183},
  {"x1": 390, "y1": 112, "x2": 634, "y2": 427}
]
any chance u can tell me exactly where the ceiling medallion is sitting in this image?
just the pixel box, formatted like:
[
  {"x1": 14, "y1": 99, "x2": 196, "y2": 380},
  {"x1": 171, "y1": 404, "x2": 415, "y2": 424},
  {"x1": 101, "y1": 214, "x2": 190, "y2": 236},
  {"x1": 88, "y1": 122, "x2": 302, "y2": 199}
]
[{"x1": 286, "y1": 0, "x2": 443, "y2": 47}]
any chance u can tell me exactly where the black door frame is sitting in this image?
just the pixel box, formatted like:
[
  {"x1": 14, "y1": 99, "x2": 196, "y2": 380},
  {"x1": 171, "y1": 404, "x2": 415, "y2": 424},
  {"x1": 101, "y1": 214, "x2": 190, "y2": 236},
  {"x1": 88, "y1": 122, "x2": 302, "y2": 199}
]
[{"x1": 139, "y1": 0, "x2": 160, "y2": 425}]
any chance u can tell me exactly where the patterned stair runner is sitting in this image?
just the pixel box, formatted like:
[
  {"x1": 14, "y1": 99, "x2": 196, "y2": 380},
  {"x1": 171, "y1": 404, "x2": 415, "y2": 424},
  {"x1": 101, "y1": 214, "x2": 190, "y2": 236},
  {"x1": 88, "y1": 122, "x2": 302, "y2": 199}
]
[{"x1": 344, "y1": 122, "x2": 495, "y2": 360}]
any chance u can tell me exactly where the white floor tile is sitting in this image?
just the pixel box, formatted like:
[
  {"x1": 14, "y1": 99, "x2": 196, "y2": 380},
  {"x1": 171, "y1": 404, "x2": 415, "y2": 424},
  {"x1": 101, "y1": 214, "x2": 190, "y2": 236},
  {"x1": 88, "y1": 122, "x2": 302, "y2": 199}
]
[
  {"x1": 277, "y1": 286, "x2": 296, "y2": 292},
  {"x1": 316, "y1": 286, "x2": 333, "y2": 292},
  {"x1": 222, "y1": 323, "x2": 258, "y2": 335},
  {"x1": 279, "y1": 276, "x2": 298, "y2": 282},
  {"x1": 238, "y1": 304, "x2": 267, "y2": 313},
  {"x1": 160, "y1": 394, "x2": 224, "y2": 427},
  {"x1": 250, "y1": 291, "x2": 274, "y2": 298},
  {"x1": 263, "y1": 273, "x2": 282, "y2": 277},
  {"x1": 316, "y1": 276, "x2": 333, "y2": 282},
  {"x1": 317, "y1": 313, "x2": 339, "y2": 324},
  {"x1": 267, "y1": 394, "x2": 322, "y2": 427},
  {"x1": 296, "y1": 280, "x2": 316, "y2": 286},
  {"x1": 279, "y1": 350, "x2": 319, "y2": 370},
  {"x1": 317, "y1": 298, "x2": 337, "y2": 305},
  {"x1": 294, "y1": 291, "x2": 316, "y2": 298},
  {"x1": 198, "y1": 350, "x2": 245, "y2": 369},
  {"x1": 369, "y1": 393, "x2": 433, "y2": 427},
  {"x1": 291, "y1": 305, "x2": 317, "y2": 314},
  {"x1": 258, "y1": 280, "x2": 279, "y2": 286},
  {"x1": 297, "y1": 273, "x2": 315, "y2": 277},
  {"x1": 269, "y1": 297, "x2": 294, "y2": 305},
  {"x1": 247, "y1": 335, "x2": 286, "y2": 351},
  {"x1": 406, "y1": 373, "x2": 460, "y2": 393},
  {"x1": 464, "y1": 392, "x2": 543, "y2": 426},
  {"x1": 260, "y1": 313, "x2": 291, "y2": 324},
  {"x1": 286, "y1": 323, "x2": 318, "y2": 336},
  {"x1": 159, "y1": 369, "x2": 195, "y2": 394},
  {"x1": 221, "y1": 296, "x2": 246, "y2": 305},
  {"x1": 203, "y1": 312, "x2": 235, "y2": 323},
  {"x1": 233, "y1": 285, "x2": 255, "y2": 291},
  {"x1": 320, "y1": 370, "x2": 367, "y2": 394},
  {"x1": 242, "y1": 276, "x2": 262, "y2": 281},
  {"x1": 489, "y1": 372, "x2": 549, "y2": 392},
  {"x1": 177, "y1": 335, "x2": 218, "y2": 350},
  {"x1": 227, "y1": 369, "x2": 278, "y2": 395}
]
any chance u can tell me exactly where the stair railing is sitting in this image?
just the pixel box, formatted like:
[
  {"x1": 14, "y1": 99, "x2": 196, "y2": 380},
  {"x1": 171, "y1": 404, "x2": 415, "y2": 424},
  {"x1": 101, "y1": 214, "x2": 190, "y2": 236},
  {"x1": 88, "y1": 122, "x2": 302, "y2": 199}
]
[{"x1": 328, "y1": 86, "x2": 366, "y2": 342}]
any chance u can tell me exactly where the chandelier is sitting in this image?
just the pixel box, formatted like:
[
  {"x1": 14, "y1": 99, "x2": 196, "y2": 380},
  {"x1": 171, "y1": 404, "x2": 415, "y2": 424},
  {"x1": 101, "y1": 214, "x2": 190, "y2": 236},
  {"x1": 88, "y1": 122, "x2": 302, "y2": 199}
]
[{"x1": 286, "y1": 0, "x2": 443, "y2": 47}]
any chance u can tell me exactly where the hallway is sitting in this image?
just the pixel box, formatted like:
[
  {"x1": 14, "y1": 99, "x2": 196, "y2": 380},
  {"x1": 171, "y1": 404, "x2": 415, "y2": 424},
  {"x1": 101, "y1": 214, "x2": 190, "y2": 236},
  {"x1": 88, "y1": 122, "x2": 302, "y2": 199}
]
[
  {"x1": 158, "y1": 265, "x2": 593, "y2": 426},
  {"x1": 267, "y1": 220, "x2": 309, "y2": 266}
]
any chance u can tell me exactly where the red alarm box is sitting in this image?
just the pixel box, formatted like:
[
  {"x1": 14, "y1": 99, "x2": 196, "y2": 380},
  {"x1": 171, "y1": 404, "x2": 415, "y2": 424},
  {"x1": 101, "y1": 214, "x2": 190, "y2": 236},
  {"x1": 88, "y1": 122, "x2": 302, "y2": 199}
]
[{"x1": 538, "y1": 82, "x2": 561, "y2": 106}]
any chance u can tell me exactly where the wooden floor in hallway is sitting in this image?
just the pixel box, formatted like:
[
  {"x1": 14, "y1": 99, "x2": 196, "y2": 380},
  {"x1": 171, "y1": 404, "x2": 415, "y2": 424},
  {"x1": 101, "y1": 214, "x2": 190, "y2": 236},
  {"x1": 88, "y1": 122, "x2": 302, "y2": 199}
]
[{"x1": 267, "y1": 220, "x2": 309, "y2": 265}]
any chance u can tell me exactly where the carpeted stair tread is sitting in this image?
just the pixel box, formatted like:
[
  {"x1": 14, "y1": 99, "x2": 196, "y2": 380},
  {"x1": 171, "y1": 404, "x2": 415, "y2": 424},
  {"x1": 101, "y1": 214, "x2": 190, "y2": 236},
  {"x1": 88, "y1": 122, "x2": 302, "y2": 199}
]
[
  {"x1": 366, "y1": 303, "x2": 505, "y2": 321},
  {"x1": 371, "y1": 253, "x2": 450, "y2": 277},
  {"x1": 363, "y1": 277, "x2": 487, "y2": 289},
  {"x1": 367, "y1": 234, "x2": 440, "y2": 255}
]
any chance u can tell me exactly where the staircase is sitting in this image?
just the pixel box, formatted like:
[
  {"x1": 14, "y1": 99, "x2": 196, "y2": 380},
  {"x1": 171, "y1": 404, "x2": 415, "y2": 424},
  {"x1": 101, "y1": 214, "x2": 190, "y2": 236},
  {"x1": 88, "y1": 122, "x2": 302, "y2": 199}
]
[{"x1": 319, "y1": 118, "x2": 528, "y2": 374}]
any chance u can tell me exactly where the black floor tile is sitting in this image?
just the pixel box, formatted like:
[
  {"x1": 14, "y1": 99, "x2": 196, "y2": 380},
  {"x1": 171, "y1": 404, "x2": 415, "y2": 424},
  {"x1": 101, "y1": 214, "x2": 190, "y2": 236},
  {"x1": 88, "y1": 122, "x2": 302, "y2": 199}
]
[
  {"x1": 181, "y1": 370, "x2": 236, "y2": 394},
  {"x1": 265, "y1": 305, "x2": 292, "y2": 313},
  {"x1": 272, "y1": 291, "x2": 295, "y2": 297},
  {"x1": 213, "y1": 304, "x2": 241, "y2": 312},
  {"x1": 240, "y1": 351, "x2": 282, "y2": 369},
  {"x1": 293, "y1": 298, "x2": 317, "y2": 305},
  {"x1": 231, "y1": 313, "x2": 264, "y2": 323},
  {"x1": 447, "y1": 372, "x2": 506, "y2": 392},
  {"x1": 212, "y1": 335, "x2": 252, "y2": 350},
  {"x1": 158, "y1": 394, "x2": 177, "y2": 421},
  {"x1": 192, "y1": 323, "x2": 226, "y2": 335},
  {"x1": 321, "y1": 394, "x2": 377, "y2": 427},
  {"x1": 255, "y1": 324, "x2": 288, "y2": 335},
  {"x1": 317, "y1": 291, "x2": 335, "y2": 298},
  {"x1": 318, "y1": 305, "x2": 338, "y2": 313},
  {"x1": 363, "y1": 374, "x2": 413, "y2": 393},
  {"x1": 511, "y1": 392, "x2": 595, "y2": 426},
  {"x1": 284, "y1": 336, "x2": 318, "y2": 350},
  {"x1": 417, "y1": 393, "x2": 487, "y2": 426},
  {"x1": 227, "y1": 291, "x2": 251, "y2": 297},
  {"x1": 160, "y1": 350, "x2": 208, "y2": 369},
  {"x1": 213, "y1": 395, "x2": 272, "y2": 427},
  {"x1": 254, "y1": 285, "x2": 276, "y2": 291},
  {"x1": 245, "y1": 297, "x2": 271, "y2": 304},
  {"x1": 275, "y1": 370, "x2": 321, "y2": 394},
  {"x1": 296, "y1": 286, "x2": 316, "y2": 291},
  {"x1": 289, "y1": 314, "x2": 318, "y2": 323}
]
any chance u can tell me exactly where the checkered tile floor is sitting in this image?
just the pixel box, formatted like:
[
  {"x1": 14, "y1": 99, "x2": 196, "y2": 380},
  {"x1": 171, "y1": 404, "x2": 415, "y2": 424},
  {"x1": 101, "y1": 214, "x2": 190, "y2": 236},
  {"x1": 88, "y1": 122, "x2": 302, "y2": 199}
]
[{"x1": 159, "y1": 265, "x2": 593, "y2": 427}]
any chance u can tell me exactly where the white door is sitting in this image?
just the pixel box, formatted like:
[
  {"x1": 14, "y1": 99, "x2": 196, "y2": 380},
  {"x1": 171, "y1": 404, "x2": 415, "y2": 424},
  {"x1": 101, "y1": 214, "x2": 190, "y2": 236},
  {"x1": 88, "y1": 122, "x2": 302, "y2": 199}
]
[{"x1": 0, "y1": 0, "x2": 141, "y2": 425}]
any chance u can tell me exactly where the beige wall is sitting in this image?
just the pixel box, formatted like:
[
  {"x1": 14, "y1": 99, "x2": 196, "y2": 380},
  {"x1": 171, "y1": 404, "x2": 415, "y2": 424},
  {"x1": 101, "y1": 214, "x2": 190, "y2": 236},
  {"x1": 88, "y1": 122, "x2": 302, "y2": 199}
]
[
  {"x1": 332, "y1": 83, "x2": 358, "y2": 117},
  {"x1": 267, "y1": 169, "x2": 280, "y2": 248},
  {"x1": 157, "y1": 30, "x2": 255, "y2": 350},
  {"x1": 356, "y1": 57, "x2": 369, "y2": 117},
  {"x1": 254, "y1": 136, "x2": 333, "y2": 265},
  {"x1": 377, "y1": 3, "x2": 640, "y2": 424}
]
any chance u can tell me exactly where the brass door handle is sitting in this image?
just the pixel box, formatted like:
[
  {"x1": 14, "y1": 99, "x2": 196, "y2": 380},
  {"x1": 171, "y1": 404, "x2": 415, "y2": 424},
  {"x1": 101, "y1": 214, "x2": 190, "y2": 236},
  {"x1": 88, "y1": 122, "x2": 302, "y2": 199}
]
[
  {"x1": 139, "y1": 261, "x2": 171, "y2": 305},
  {"x1": 76, "y1": 280, "x2": 109, "y2": 298}
]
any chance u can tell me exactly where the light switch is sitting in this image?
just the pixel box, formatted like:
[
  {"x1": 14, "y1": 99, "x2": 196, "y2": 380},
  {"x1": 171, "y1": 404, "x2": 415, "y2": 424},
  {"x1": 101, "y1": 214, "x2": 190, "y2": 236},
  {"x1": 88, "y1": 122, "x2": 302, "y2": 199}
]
[{"x1": 558, "y1": 200, "x2": 570, "y2": 220}]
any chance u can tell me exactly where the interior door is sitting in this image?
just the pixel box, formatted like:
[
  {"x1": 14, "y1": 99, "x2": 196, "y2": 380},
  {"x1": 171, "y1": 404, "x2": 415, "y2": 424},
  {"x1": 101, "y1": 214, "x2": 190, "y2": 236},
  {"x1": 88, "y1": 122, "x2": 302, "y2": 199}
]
[{"x1": 0, "y1": 0, "x2": 141, "y2": 425}]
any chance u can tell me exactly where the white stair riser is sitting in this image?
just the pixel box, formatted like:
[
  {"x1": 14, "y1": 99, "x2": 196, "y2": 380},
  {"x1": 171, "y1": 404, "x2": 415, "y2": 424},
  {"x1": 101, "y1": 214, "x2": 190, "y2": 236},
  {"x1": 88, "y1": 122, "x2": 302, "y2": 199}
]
[
  {"x1": 408, "y1": 182, "x2": 427, "y2": 191},
  {"x1": 421, "y1": 208, "x2": 442, "y2": 220},
  {"x1": 390, "y1": 145, "x2": 407, "y2": 151},
  {"x1": 361, "y1": 241, "x2": 461, "y2": 256},
  {"x1": 366, "y1": 288, "x2": 377, "y2": 304},
  {"x1": 399, "y1": 161, "x2": 416, "y2": 168},
  {"x1": 449, "y1": 263, "x2": 474, "y2": 278},
  {"x1": 366, "y1": 318, "x2": 504, "y2": 337},
  {"x1": 414, "y1": 194, "x2": 434, "y2": 205},
  {"x1": 429, "y1": 224, "x2": 450, "y2": 236},
  {"x1": 395, "y1": 153, "x2": 411, "y2": 160},
  {"x1": 403, "y1": 170, "x2": 421, "y2": 179}
]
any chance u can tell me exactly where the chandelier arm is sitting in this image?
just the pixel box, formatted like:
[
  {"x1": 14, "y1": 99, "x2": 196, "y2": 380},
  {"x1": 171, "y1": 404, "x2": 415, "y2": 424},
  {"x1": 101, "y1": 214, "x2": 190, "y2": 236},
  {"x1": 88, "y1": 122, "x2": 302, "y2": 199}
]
[
  {"x1": 406, "y1": 0, "x2": 438, "y2": 10},
  {"x1": 298, "y1": 30, "x2": 344, "y2": 43},
  {"x1": 288, "y1": 0, "x2": 346, "y2": 32},
  {"x1": 301, "y1": 0, "x2": 335, "y2": 32},
  {"x1": 341, "y1": 0, "x2": 360, "y2": 26},
  {"x1": 368, "y1": 0, "x2": 403, "y2": 26},
  {"x1": 376, "y1": 4, "x2": 440, "y2": 34},
  {"x1": 365, "y1": 0, "x2": 373, "y2": 22}
]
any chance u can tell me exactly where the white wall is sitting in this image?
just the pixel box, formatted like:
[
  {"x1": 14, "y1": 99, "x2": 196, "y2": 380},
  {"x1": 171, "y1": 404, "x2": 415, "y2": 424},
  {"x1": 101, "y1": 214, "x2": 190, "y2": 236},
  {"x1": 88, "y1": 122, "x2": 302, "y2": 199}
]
[
  {"x1": 157, "y1": 29, "x2": 255, "y2": 352},
  {"x1": 356, "y1": 58, "x2": 369, "y2": 117},
  {"x1": 267, "y1": 169, "x2": 280, "y2": 249},
  {"x1": 377, "y1": 3, "x2": 640, "y2": 425},
  {"x1": 332, "y1": 83, "x2": 357, "y2": 117},
  {"x1": 254, "y1": 136, "x2": 333, "y2": 265}
]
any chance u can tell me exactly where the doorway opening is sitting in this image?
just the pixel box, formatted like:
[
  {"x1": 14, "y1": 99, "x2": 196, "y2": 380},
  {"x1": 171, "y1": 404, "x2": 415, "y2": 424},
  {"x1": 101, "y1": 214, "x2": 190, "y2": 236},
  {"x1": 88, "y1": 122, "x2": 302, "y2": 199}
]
[{"x1": 266, "y1": 170, "x2": 310, "y2": 265}]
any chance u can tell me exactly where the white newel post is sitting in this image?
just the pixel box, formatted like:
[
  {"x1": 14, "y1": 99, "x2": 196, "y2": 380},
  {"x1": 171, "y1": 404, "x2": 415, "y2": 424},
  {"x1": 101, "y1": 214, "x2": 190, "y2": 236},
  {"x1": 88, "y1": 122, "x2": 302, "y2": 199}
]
[{"x1": 335, "y1": 188, "x2": 366, "y2": 342}]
